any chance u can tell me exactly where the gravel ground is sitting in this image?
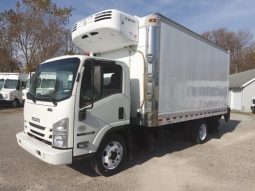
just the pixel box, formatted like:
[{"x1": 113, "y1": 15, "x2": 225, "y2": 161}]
[{"x1": 0, "y1": 107, "x2": 255, "y2": 191}]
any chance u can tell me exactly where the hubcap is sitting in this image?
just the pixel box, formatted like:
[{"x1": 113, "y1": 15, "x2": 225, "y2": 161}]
[
  {"x1": 102, "y1": 141, "x2": 123, "y2": 170},
  {"x1": 199, "y1": 124, "x2": 207, "y2": 141}
]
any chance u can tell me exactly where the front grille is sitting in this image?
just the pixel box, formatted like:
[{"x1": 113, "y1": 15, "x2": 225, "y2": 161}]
[
  {"x1": 29, "y1": 122, "x2": 45, "y2": 130},
  {"x1": 95, "y1": 11, "x2": 112, "y2": 22},
  {"x1": 30, "y1": 129, "x2": 44, "y2": 137},
  {"x1": 28, "y1": 121, "x2": 52, "y2": 144}
]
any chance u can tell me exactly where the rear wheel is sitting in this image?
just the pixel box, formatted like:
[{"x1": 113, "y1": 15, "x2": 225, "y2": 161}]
[
  {"x1": 192, "y1": 120, "x2": 208, "y2": 144},
  {"x1": 91, "y1": 133, "x2": 127, "y2": 176}
]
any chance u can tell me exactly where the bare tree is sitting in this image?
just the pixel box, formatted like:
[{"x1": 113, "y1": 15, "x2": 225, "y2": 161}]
[
  {"x1": 0, "y1": 10, "x2": 20, "y2": 72},
  {"x1": 9, "y1": 0, "x2": 72, "y2": 72},
  {"x1": 61, "y1": 29, "x2": 83, "y2": 55},
  {"x1": 202, "y1": 28, "x2": 254, "y2": 74}
]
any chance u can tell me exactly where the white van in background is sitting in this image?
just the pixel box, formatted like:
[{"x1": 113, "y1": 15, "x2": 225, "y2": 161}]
[
  {"x1": 0, "y1": 73, "x2": 28, "y2": 107},
  {"x1": 22, "y1": 72, "x2": 34, "y2": 101}
]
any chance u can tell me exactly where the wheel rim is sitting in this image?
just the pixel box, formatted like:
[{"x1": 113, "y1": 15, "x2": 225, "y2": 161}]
[
  {"x1": 102, "y1": 141, "x2": 123, "y2": 170},
  {"x1": 199, "y1": 124, "x2": 207, "y2": 141}
]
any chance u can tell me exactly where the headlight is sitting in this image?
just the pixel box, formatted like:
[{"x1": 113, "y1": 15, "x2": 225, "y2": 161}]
[
  {"x1": 4, "y1": 94, "x2": 9, "y2": 99},
  {"x1": 52, "y1": 118, "x2": 69, "y2": 148}
]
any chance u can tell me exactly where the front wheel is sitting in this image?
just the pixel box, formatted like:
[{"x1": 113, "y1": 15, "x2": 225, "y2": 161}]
[{"x1": 91, "y1": 133, "x2": 127, "y2": 176}]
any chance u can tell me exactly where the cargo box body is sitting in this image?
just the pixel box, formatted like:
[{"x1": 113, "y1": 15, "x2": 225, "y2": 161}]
[
  {"x1": 156, "y1": 15, "x2": 229, "y2": 126},
  {"x1": 100, "y1": 13, "x2": 229, "y2": 127}
]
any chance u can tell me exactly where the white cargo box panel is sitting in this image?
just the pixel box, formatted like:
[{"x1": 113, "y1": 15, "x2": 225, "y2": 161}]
[
  {"x1": 157, "y1": 15, "x2": 229, "y2": 120},
  {"x1": 72, "y1": 10, "x2": 139, "y2": 53}
]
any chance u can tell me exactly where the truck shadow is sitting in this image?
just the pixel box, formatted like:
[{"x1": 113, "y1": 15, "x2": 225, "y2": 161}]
[
  {"x1": 0, "y1": 104, "x2": 23, "y2": 111},
  {"x1": 70, "y1": 119, "x2": 240, "y2": 177}
]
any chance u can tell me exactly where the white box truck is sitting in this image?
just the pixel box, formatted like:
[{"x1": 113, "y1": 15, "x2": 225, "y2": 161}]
[
  {"x1": 0, "y1": 73, "x2": 28, "y2": 107},
  {"x1": 16, "y1": 10, "x2": 230, "y2": 176}
]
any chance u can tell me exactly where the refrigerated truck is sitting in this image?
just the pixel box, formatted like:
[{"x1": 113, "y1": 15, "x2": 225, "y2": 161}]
[
  {"x1": 16, "y1": 9, "x2": 230, "y2": 176},
  {"x1": 0, "y1": 73, "x2": 28, "y2": 107}
]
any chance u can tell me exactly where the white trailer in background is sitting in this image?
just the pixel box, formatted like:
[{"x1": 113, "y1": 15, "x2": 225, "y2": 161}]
[
  {"x1": 16, "y1": 10, "x2": 230, "y2": 176},
  {"x1": 0, "y1": 73, "x2": 28, "y2": 107}
]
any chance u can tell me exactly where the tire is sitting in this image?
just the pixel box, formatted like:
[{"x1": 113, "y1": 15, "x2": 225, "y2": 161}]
[
  {"x1": 91, "y1": 133, "x2": 127, "y2": 176},
  {"x1": 12, "y1": 99, "x2": 19, "y2": 108},
  {"x1": 192, "y1": 120, "x2": 208, "y2": 144}
]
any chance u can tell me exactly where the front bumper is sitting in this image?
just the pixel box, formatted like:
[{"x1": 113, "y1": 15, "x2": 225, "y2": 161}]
[{"x1": 16, "y1": 132, "x2": 72, "y2": 165}]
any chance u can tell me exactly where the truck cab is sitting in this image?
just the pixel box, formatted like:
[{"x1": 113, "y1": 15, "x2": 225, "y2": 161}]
[
  {"x1": 0, "y1": 73, "x2": 28, "y2": 107},
  {"x1": 17, "y1": 55, "x2": 130, "y2": 175}
]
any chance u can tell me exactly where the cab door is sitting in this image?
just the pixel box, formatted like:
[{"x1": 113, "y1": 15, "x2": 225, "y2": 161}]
[{"x1": 73, "y1": 59, "x2": 127, "y2": 156}]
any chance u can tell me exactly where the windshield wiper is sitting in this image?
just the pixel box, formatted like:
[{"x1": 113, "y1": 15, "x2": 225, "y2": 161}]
[
  {"x1": 27, "y1": 92, "x2": 36, "y2": 103},
  {"x1": 49, "y1": 90, "x2": 58, "y2": 106},
  {"x1": 50, "y1": 96, "x2": 57, "y2": 106}
]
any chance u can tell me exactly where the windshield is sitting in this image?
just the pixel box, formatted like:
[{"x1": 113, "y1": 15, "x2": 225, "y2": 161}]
[
  {"x1": 28, "y1": 57, "x2": 80, "y2": 102},
  {"x1": 0, "y1": 79, "x2": 4, "y2": 90},
  {"x1": 4, "y1": 79, "x2": 17, "y2": 89}
]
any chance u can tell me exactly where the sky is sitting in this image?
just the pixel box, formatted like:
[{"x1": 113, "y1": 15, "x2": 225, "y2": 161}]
[{"x1": 0, "y1": 0, "x2": 255, "y2": 36}]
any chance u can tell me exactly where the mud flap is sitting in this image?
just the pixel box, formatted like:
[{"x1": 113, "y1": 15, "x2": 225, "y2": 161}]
[{"x1": 224, "y1": 107, "x2": 230, "y2": 122}]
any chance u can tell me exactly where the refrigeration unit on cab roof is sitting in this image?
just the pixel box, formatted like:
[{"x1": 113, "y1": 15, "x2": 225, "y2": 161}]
[{"x1": 72, "y1": 9, "x2": 139, "y2": 53}]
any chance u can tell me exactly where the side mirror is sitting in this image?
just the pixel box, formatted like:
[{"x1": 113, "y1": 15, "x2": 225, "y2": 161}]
[{"x1": 79, "y1": 109, "x2": 86, "y2": 121}]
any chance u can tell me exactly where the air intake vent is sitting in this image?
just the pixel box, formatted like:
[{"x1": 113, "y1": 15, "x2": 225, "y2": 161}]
[
  {"x1": 95, "y1": 11, "x2": 112, "y2": 22},
  {"x1": 72, "y1": 24, "x2": 77, "y2": 32}
]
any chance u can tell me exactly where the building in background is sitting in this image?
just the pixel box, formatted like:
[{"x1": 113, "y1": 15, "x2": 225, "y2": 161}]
[{"x1": 229, "y1": 69, "x2": 255, "y2": 112}]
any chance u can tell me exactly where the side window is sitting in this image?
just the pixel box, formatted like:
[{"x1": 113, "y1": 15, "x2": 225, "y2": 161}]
[
  {"x1": 102, "y1": 65, "x2": 122, "y2": 97},
  {"x1": 79, "y1": 60, "x2": 122, "y2": 108}
]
